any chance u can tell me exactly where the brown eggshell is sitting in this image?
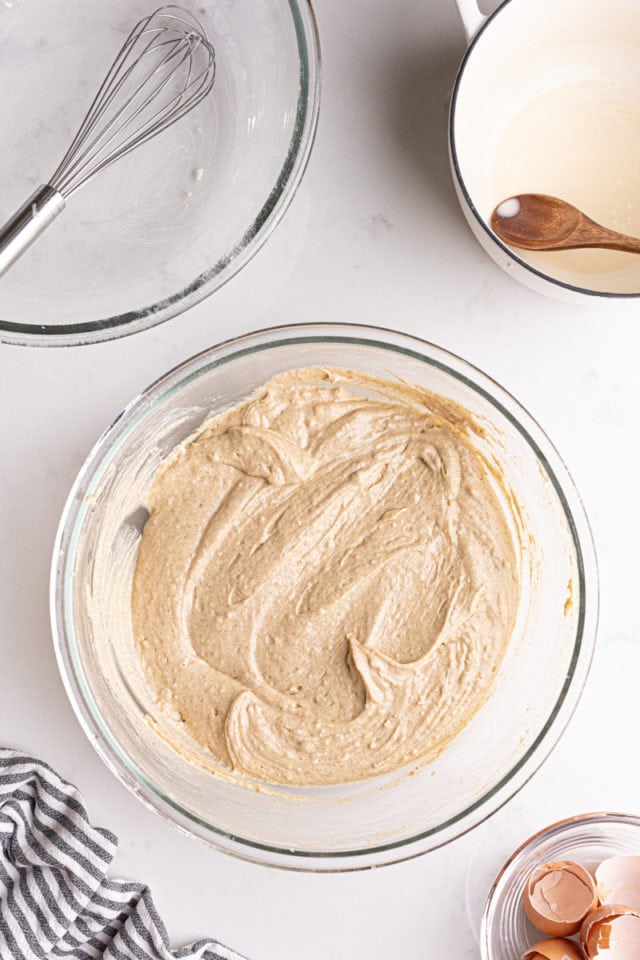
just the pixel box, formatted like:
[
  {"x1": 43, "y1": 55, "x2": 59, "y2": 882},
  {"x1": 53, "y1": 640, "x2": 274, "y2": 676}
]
[
  {"x1": 524, "y1": 861, "x2": 598, "y2": 937},
  {"x1": 522, "y1": 936, "x2": 587, "y2": 960},
  {"x1": 595, "y1": 856, "x2": 640, "y2": 911},
  {"x1": 580, "y1": 903, "x2": 640, "y2": 958}
]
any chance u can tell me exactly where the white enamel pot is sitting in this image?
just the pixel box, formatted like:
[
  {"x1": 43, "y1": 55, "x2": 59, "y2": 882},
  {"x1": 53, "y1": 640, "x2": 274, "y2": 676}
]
[{"x1": 449, "y1": 0, "x2": 640, "y2": 301}]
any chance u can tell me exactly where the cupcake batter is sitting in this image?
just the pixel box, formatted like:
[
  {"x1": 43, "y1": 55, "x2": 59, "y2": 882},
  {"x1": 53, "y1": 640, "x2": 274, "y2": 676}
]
[{"x1": 132, "y1": 367, "x2": 521, "y2": 786}]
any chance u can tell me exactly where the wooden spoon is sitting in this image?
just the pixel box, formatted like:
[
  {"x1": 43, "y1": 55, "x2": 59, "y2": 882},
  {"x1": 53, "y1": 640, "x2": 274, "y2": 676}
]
[{"x1": 490, "y1": 194, "x2": 640, "y2": 253}]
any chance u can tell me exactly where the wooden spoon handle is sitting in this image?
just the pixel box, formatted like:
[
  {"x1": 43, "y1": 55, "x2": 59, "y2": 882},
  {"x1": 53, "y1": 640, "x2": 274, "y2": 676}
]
[{"x1": 570, "y1": 212, "x2": 640, "y2": 253}]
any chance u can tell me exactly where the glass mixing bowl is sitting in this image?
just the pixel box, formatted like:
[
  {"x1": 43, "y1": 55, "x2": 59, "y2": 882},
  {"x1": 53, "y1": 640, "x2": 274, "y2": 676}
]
[
  {"x1": 482, "y1": 813, "x2": 640, "y2": 960},
  {"x1": 51, "y1": 324, "x2": 598, "y2": 870},
  {"x1": 0, "y1": 0, "x2": 320, "y2": 346}
]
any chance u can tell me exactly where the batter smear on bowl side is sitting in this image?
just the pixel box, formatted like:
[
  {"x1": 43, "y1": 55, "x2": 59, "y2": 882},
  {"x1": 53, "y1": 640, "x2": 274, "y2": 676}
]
[{"x1": 131, "y1": 367, "x2": 521, "y2": 786}]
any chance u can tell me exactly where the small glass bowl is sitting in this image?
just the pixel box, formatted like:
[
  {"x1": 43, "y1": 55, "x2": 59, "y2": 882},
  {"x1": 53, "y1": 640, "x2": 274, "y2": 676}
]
[
  {"x1": 51, "y1": 323, "x2": 598, "y2": 870},
  {"x1": 0, "y1": 0, "x2": 320, "y2": 346},
  {"x1": 482, "y1": 813, "x2": 640, "y2": 959}
]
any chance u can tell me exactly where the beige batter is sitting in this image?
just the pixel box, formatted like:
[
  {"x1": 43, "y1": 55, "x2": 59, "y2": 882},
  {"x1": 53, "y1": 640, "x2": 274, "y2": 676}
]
[{"x1": 132, "y1": 367, "x2": 521, "y2": 786}]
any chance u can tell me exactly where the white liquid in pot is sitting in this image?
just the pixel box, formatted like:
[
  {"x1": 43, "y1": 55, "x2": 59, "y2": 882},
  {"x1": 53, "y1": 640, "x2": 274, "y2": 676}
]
[{"x1": 493, "y1": 81, "x2": 640, "y2": 279}]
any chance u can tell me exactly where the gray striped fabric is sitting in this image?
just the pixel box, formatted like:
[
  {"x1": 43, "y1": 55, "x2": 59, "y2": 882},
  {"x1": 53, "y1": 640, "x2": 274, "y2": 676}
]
[{"x1": 0, "y1": 751, "x2": 243, "y2": 960}]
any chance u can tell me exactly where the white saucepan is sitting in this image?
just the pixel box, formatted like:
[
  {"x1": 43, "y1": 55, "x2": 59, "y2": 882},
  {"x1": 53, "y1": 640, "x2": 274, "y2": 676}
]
[{"x1": 450, "y1": 0, "x2": 640, "y2": 300}]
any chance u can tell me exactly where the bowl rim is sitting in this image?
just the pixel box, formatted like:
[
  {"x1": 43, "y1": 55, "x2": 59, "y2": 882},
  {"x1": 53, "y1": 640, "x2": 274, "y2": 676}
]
[
  {"x1": 449, "y1": 0, "x2": 640, "y2": 300},
  {"x1": 0, "y1": 0, "x2": 321, "y2": 347},
  {"x1": 480, "y1": 811, "x2": 640, "y2": 959},
  {"x1": 50, "y1": 322, "x2": 599, "y2": 870}
]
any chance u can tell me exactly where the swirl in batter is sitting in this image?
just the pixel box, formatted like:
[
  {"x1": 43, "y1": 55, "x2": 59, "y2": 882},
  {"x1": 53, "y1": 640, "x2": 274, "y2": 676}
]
[{"x1": 132, "y1": 367, "x2": 521, "y2": 786}]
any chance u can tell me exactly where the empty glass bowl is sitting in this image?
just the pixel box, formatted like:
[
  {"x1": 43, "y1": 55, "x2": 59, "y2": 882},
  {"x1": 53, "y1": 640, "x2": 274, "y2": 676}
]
[
  {"x1": 0, "y1": 0, "x2": 320, "y2": 346},
  {"x1": 482, "y1": 813, "x2": 640, "y2": 959},
  {"x1": 51, "y1": 324, "x2": 598, "y2": 870}
]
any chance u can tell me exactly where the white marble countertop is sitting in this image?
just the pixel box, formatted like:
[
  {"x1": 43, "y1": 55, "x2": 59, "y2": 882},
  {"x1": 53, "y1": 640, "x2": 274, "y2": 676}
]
[{"x1": 2, "y1": 0, "x2": 640, "y2": 957}]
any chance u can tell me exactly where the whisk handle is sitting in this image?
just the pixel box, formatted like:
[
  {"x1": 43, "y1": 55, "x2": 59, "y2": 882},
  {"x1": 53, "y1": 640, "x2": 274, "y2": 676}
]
[{"x1": 0, "y1": 185, "x2": 65, "y2": 279}]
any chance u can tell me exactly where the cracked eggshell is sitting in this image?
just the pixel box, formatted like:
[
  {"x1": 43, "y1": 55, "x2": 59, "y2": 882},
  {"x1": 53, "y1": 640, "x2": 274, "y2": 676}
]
[
  {"x1": 523, "y1": 937, "x2": 587, "y2": 960},
  {"x1": 580, "y1": 903, "x2": 640, "y2": 958},
  {"x1": 524, "y1": 861, "x2": 598, "y2": 937},
  {"x1": 595, "y1": 856, "x2": 640, "y2": 912}
]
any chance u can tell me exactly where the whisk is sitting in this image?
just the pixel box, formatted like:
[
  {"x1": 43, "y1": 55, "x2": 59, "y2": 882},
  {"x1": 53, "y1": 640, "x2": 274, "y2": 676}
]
[{"x1": 0, "y1": 5, "x2": 216, "y2": 279}]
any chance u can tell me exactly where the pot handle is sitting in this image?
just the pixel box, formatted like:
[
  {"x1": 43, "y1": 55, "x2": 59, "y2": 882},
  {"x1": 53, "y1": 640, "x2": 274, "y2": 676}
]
[{"x1": 453, "y1": 0, "x2": 487, "y2": 40}]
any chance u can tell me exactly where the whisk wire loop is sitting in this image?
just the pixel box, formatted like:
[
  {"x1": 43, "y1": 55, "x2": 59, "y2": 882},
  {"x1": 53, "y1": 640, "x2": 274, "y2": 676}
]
[
  {"x1": 55, "y1": 38, "x2": 195, "y2": 194},
  {"x1": 49, "y1": 5, "x2": 216, "y2": 198},
  {"x1": 0, "y1": 5, "x2": 216, "y2": 279}
]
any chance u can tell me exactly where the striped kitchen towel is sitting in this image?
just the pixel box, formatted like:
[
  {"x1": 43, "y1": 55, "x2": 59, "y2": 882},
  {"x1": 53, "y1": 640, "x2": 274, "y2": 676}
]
[{"x1": 0, "y1": 750, "x2": 243, "y2": 960}]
